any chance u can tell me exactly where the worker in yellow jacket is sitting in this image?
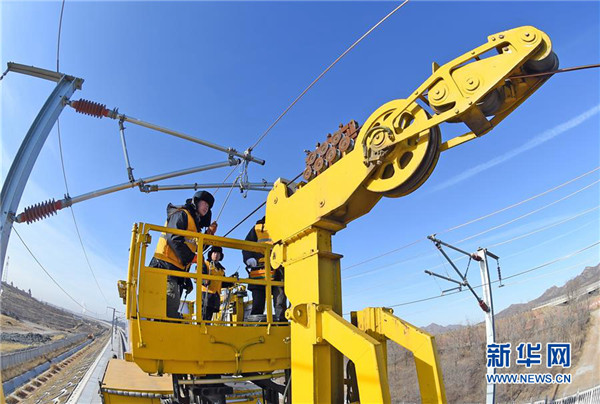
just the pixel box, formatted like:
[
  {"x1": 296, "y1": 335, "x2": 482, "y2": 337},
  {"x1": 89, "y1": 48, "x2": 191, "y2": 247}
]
[
  {"x1": 242, "y1": 217, "x2": 287, "y2": 322},
  {"x1": 201, "y1": 246, "x2": 235, "y2": 321},
  {"x1": 150, "y1": 191, "x2": 217, "y2": 319}
]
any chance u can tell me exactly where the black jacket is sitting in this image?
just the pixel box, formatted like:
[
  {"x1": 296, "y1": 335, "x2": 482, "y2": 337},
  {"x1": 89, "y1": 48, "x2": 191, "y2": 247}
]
[{"x1": 242, "y1": 218, "x2": 264, "y2": 264}]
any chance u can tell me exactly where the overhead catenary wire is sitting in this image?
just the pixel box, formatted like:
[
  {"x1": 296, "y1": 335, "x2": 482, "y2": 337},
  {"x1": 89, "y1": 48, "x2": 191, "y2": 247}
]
[
  {"x1": 387, "y1": 240, "x2": 599, "y2": 308},
  {"x1": 412, "y1": 204, "x2": 600, "y2": 278},
  {"x1": 13, "y1": 227, "x2": 90, "y2": 313},
  {"x1": 219, "y1": 2, "x2": 412, "y2": 233},
  {"x1": 221, "y1": 171, "x2": 305, "y2": 237},
  {"x1": 400, "y1": 258, "x2": 594, "y2": 318},
  {"x1": 247, "y1": 0, "x2": 410, "y2": 152},
  {"x1": 343, "y1": 166, "x2": 600, "y2": 271},
  {"x1": 454, "y1": 178, "x2": 599, "y2": 245},
  {"x1": 54, "y1": 0, "x2": 109, "y2": 305},
  {"x1": 345, "y1": 201, "x2": 599, "y2": 284}
]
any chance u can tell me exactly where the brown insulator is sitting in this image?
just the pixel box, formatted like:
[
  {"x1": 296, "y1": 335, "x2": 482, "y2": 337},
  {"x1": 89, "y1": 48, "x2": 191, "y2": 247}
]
[
  {"x1": 306, "y1": 151, "x2": 318, "y2": 166},
  {"x1": 16, "y1": 199, "x2": 64, "y2": 224},
  {"x1": 71, "y1": 99, "x2": 109, "y2": 118},
  {"x1": 331, "y1": 132, "x2": 343, "y2": 146},
  {"x1": 317, "y1": 142, "x2": 330, "y2": 156},
  {"x1": 348, "y1": 121, "x2": 361, "y2": 139},
  {"x1": 325, "y1": 147, "x2": 340, "y2": 164},
  {"x1": 313, "y1": 156, "x2": 328, "y2": 173},
  {"x1": 338, "y1": 135, "x2": 354, "y2": 153},
  {"x1": 303, "y1": 166, "x2": 316, "y2": 181}
]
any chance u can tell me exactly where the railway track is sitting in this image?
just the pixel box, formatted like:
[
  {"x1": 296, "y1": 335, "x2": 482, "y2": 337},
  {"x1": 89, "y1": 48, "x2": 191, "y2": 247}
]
[{"x1": 5, "y1": 334, "x2": 109, "y2": 404}]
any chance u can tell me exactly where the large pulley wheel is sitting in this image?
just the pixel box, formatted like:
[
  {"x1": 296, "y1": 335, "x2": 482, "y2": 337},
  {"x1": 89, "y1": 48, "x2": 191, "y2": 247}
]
[{"x1": 364, "y1": 100, "x2": 441, "y2": 198}]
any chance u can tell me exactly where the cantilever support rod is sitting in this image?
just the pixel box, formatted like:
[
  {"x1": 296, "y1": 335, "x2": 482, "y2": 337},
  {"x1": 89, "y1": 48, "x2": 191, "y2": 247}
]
[
  {"x1": 67, "y1": 99, "x2": 266, "y2": 166},
  {"x1": 118, "y1": 120, "x2": 135, "y2": 182},
  {"x1": 14, "y1": 159, "x2": 239, "y2": 224},
  {"x1": 141, "y1": 181, "x2": 274, "y2": 193}
]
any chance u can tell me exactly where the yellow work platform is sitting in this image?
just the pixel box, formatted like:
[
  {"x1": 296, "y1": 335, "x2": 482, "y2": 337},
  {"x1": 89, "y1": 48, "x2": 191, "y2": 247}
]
[{"x1": 100, "y1": 359, "x2": 173, "y2": 403}]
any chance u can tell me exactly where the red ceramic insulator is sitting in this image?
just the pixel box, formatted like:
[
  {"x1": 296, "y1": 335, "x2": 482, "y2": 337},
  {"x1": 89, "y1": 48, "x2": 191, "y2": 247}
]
[
  {"x1": 479, "y1": 300, "x2": 490, "y2": 313},
  {"x1": 17, "y1": 199, "x2": 64, "y2": 224},
  {"x1": 71, "y1": 99, "x2": 109, "y2": 118}
]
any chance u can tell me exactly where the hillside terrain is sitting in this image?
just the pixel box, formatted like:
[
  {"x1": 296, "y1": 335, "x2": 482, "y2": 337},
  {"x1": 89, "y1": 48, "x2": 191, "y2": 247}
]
[
  {"x1": 389, "y1": 264, "x2": 599, "y2": 403},
  {"x1": 1, "y1": 281, "x2": 105, "y2": 351}
]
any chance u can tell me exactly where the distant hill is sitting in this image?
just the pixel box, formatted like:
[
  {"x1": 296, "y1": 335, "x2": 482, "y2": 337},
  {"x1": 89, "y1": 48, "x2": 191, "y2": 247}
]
[
  {"x1": 497, "y1": 263, "x2": 599, "y2": 319},
  {"x1": 422, "y1": 322, "x2": 463, "y2": 334},
  {"x1": 0, "y1": 281, "x2": 105, "y2": 334}
]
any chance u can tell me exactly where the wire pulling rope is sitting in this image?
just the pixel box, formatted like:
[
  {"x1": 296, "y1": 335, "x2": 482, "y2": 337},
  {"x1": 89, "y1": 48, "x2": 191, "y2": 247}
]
[
  {"x1": 215, "y1": 175, "x2": 241, "y2": 223},
  {"x1": 213, "y1": 165, "x2": 239, "y2": 196},
  {"x1": 509, "y1": 63, "x2": 600, "y2": 80},
  {"x1": 222, "y1": 171, "x2": 304, "y2": 237},
  {"x1": 247, "y1": 0, "x2": 410, "y2": 152}
]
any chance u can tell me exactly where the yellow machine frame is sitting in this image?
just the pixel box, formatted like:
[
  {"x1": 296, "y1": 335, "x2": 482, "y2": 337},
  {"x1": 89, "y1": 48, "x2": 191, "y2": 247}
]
[{"x1": 263, "y1": 26, "x2": 555, "y2": 403}]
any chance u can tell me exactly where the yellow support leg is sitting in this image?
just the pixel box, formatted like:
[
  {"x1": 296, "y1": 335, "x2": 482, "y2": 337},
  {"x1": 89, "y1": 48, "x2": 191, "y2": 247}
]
[
  {"x1": 354, "y1": 307, "x2": 447, "y2": 404},
  {"x1": 321, "y1": 310, "x2": 391, "y2": 403},
  {"x1": 283, "y1": 223, "x2": 345, "y2": 403}
]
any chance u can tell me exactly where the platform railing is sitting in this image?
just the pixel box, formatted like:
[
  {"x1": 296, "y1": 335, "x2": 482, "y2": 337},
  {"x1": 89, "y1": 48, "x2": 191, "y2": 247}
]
[{"x1": 126, "y1": 222, "x2": 286, "y2": 327}]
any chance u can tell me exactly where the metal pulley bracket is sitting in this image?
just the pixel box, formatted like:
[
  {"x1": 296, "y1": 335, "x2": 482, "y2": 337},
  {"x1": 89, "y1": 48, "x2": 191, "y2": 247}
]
[
  {"x1": 362, "y1": 125, "x2": 394, "y2": 167},
  {"x1": 361, "y1": 26, "x2": 558, "y2": 156}
]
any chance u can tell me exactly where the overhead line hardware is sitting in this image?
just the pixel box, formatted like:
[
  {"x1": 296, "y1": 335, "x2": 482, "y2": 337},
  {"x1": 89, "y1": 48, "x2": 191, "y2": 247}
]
[
  {"x1": 426, "y1": 235, "x2": 502, "y2": 312},
  {"x1": 344, "y1": 166, "x2": 599, "y2": 272},
  {"x1": 391, "y1": 240, "x2": 598, "y2": 309},
  {"x1": 140, "y1": 181, "x2": 273, "y2": 193},
  {"x1": 118, "y1": 120, "x2": 135, "y2": 183},
  {"x1": 68, "y1": 99, "x2": 265, "y2": 165},
  {"x1": 15, "y1": 160, "x2": 238, "y2": 224}
]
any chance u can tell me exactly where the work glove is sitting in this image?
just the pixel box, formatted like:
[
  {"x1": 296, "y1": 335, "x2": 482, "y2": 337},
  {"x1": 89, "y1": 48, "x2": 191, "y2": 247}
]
[
  {"x1": 245, "y1": 258, "x2": 257, "y2": 268},
  {"x1": 205, "y1": 221, "x2": 218, "y2": 235},
  {"x1": 183, "y1": 278, "x2": 193, "y2": 294},
  {"x1": 231, "y1": 271, "x2": 239, "y2": 279}
]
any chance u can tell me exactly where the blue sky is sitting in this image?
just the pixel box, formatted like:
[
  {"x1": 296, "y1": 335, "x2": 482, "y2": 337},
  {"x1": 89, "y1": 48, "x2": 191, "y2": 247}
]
[{"x1": 1, "y1": 1, "x2": 598, "y2": 325}]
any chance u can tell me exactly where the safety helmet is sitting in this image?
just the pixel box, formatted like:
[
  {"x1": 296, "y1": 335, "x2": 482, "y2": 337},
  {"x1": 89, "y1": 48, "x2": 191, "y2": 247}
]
[
  {"x1": 208, "y1": 246, "x2": 224, "y2": 260},
  {"x1": 193, "y1": 190, "x2": 215, "y2": 210}
]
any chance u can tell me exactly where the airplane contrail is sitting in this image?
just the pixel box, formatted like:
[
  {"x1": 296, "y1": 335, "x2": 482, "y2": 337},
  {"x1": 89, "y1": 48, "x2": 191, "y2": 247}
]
[{"x1": 433, "y1": 103, "x2": 600, "y2": 192}]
